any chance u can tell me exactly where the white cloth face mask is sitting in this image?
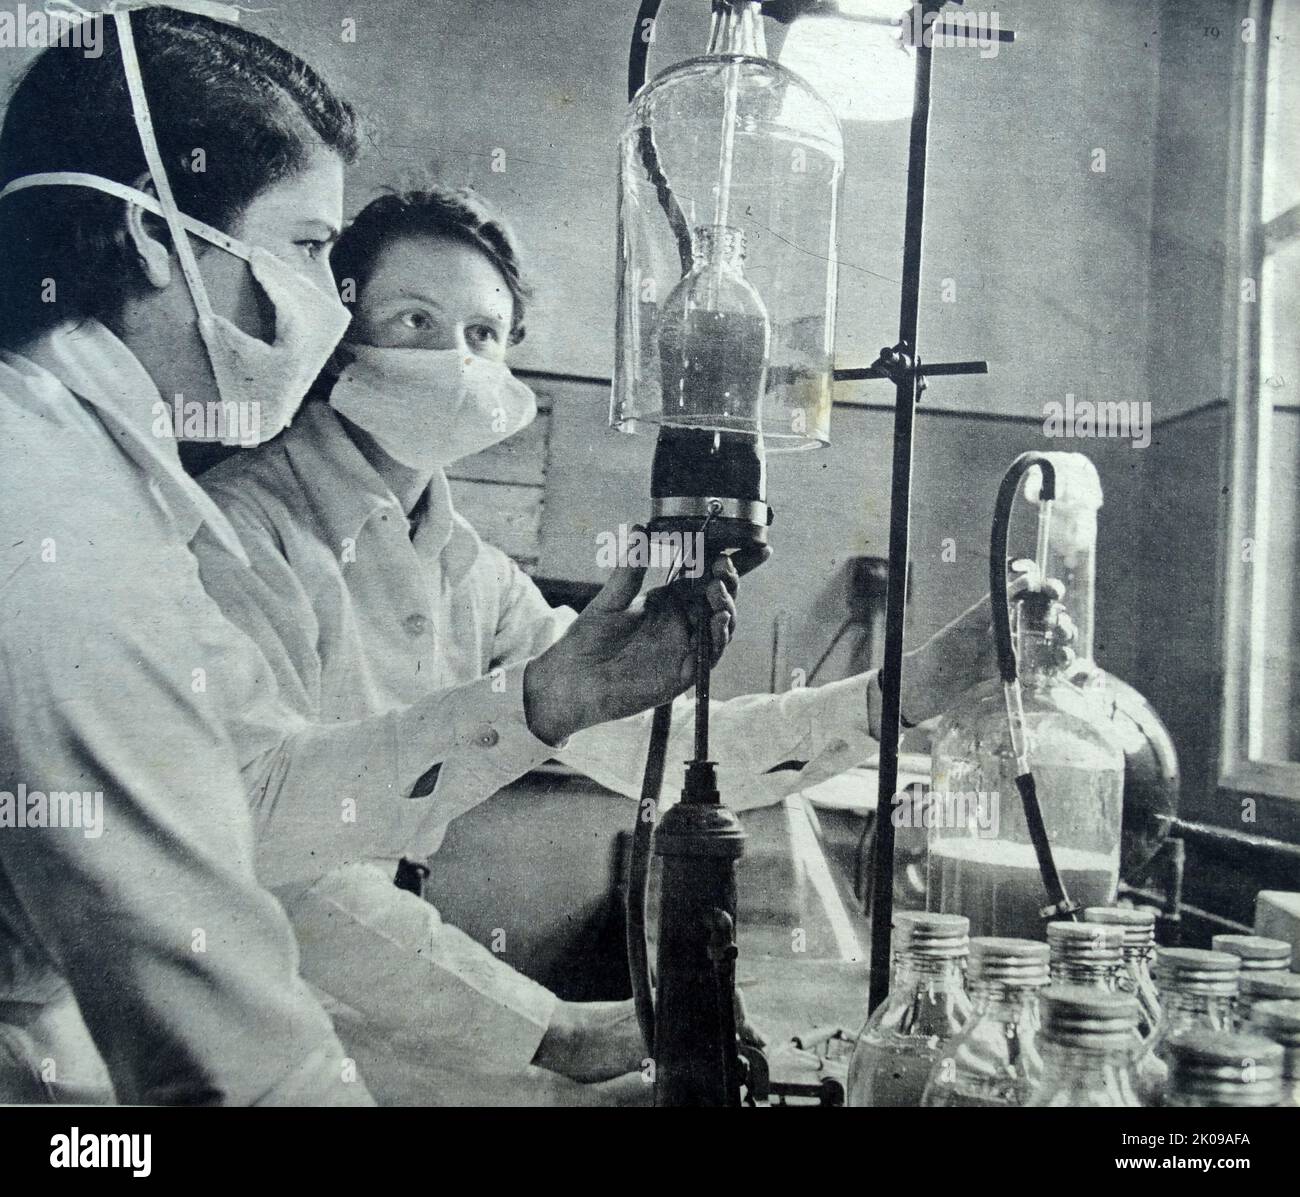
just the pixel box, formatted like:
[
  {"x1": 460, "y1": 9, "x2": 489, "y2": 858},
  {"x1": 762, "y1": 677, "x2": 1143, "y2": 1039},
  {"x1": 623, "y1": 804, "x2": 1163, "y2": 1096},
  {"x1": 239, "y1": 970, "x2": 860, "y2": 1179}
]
[
  {"x1": 0, "y1": 8, "x2": 351, "y2": 446},
  {"x1": 194, "y1": 242, "x2": 352, "y2": 444},
  {"x1": 328, "y1": 344, "x2": 538, "y2": 472}
]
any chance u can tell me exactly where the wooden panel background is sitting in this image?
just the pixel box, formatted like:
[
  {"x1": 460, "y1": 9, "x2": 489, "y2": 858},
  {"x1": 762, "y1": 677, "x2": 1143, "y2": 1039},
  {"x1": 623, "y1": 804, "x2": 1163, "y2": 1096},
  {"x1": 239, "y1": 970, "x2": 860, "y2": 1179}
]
[{"x1": 445, "y1": 393, "x2": 555, "y2": 571}]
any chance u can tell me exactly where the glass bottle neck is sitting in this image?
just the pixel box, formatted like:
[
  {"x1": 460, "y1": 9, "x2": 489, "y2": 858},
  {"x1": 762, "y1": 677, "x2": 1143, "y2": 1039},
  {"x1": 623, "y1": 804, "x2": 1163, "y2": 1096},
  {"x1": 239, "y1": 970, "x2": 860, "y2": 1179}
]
[
  {"x1": 1161, "y1": 990, "x2": 1235, "y2": 1025},
  {"x1": 1051, "y1": 961, "x2": 1119, "y2": 987},
  {"x1": 1014, "y1": 628, "x2": 1072, "y2": 686},
  {"x1": 1040, "y1": 1039, "x2": 1138, "y2": 1087},
  {"x1": 1149, "y1": 990, "x2": 1236, "y2": 1066},
  {"x1": 969, "y1": 983, "x2": 1042, "y2": 1019},
  {"x1": 891, "y1": 955, "x2": 967, "y2": 993},
  {"x1": 692, "y1": 225, "x2": 747, "y2": 272},
  {"x1": 707, "y1": 1, "x2": 768, "y2": 58},
  {"x1": 1040, "y1": 524, "x2": 1097, "y2": 664}
]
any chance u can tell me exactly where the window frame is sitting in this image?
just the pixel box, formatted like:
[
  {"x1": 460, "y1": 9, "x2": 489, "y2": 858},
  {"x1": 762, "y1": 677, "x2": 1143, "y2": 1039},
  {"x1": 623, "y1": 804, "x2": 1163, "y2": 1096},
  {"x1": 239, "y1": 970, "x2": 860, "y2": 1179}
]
[{"x1": 1219, "y1": 0, "x2": 1300, "y2": 801}]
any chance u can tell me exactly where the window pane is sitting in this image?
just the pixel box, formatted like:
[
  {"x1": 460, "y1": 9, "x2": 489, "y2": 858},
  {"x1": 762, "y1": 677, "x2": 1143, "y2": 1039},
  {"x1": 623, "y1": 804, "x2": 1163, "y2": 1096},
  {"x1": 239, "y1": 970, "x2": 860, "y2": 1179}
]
[
  {"x1": 1254, "y1": 238, "x2": 1300, "y2": 761},
  {"x1": 1262, "y1": 1, "x2": 1300, "y2": 223}
]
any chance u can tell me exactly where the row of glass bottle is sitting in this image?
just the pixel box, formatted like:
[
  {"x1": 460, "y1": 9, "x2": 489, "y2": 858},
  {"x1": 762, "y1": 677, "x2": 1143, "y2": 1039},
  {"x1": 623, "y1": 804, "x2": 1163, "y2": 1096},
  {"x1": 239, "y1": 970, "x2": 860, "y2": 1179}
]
[{"x1": 846, "y1": 908, "x2": 1300, "y2": 1107}]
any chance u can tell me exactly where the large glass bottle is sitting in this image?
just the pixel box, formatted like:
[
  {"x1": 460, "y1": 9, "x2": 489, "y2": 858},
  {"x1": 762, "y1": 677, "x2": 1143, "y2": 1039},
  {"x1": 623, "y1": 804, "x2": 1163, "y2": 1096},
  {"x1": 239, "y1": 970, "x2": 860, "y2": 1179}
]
[
  {"x1": 1247, "y1": 999, "x2": 1300, "y2": 1107},
  {"x1": 1139, "y1": 948, "x2": 1240, "y2": 1104},
  {"x1": 613, "y1": 0, "x2": 843, "y2": 449},
  {"x1": 1026, "y1": 985, "x2": 1144, "y2": 1107},
  {"x1": 1163, "y1": 1030, "x2": 1283, "y2": 1108},
  {"x1": 1084, "y1": 906, "x2": 1162, "y2": 1040},
  {"x1": 928, "y1": 594, "x2": 1125, "y2": 940},
  {"x1": 921, "y1": 937, "x2": 1049, "y2": 1107},
  {"x1": 847, "y1": 913, "x2": 972, "y2": 1108}
]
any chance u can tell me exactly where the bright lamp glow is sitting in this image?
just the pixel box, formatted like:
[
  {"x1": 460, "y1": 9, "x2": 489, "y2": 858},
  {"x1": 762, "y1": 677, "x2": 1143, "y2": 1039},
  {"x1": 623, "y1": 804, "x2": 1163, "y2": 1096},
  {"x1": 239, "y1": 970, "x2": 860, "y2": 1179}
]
[{"x1": 778, "y1": 0, "x2": 915, "y2": 123}]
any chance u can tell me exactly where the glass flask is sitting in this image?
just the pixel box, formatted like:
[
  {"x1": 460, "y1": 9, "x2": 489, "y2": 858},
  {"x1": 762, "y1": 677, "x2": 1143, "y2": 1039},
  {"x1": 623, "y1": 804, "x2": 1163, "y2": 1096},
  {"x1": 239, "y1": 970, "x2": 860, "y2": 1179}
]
[
  {"x1": 1211, "y1": 933, "x2": 1293, "y2": 975},
  {"x1": 1247, "y1": 999, "x2": 1300, "y2": 1106},
  {"x1": 847, "y1": 913, "x2": 972, "y2": 1108},
  {"x1": 1083, "y1": 906, "x2": 1162, "y2": 1040},
  {"x1": 1026, "y1": 985, "x2": 1144, "y2": 1107},
  {"x1": 921, "y1": 937, "x2": 1049, "y2": 1107},
  {"x1": 1139, "y1": 948, "x2": 1240, "y2": 1104},
  {"x1": 657, "y1": 225, "x2": 769, "y2": 434},
  {"x1": 1238, "y1": 970, "x2": 1300, "y2": 1029},
  {"x1": 928, "y1": 593, "x2": 1125, "y2": 940},
  {"x1": 1048, "y1": 921, "x2": 1124, "y2": 990},
  {"x1": 1162, "y1": 1030, "x2": 1283, "y2": 1108},
  {"x1": 1023, "y1": 452, "x2": 1179, "y2": 881},
  {"x1": 612, "y1": 0, "x2": 843, "y2": 448}
]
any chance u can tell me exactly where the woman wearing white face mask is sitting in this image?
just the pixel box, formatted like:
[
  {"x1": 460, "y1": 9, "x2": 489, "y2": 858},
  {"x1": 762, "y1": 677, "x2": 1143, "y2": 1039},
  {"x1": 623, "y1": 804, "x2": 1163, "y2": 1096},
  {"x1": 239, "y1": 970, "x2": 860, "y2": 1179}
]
[
  {"x1": 1, "y1": 7, "x2": 738, "y2": 1106},
  {"x1": 0, "y1": 4, "x2": 367, "y2": 1105},
  {"x1": 194, "y1": 186, "x2": 1011, "y2": 1104}
]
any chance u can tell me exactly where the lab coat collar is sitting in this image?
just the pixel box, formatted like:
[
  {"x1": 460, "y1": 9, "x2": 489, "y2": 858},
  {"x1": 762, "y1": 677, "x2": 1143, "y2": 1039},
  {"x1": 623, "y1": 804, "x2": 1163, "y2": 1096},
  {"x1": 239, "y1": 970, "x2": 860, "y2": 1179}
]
[
  {"x1": 13, "y1": 319, "x2": 250, "y2": 565},
  {"x1": 277, "y1": 399, "x2": 477, "y2": 583}
]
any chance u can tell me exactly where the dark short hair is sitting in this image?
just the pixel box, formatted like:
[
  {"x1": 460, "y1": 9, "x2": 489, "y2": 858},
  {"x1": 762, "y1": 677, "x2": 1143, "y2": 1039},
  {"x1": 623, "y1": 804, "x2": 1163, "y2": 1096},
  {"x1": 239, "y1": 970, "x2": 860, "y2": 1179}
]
[
  {"x1": 330, "y1": 186, "x2": 532, "y2": 345},
  {"x1": 0, "y1": 7, "x2": 359, "y2": 349}
]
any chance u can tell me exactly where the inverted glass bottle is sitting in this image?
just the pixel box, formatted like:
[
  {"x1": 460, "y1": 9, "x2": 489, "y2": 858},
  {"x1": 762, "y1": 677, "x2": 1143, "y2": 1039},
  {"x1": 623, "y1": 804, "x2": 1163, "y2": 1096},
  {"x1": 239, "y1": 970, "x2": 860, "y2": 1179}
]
[
  {"x1": 1163, "y1": 1030, "x2": 1283, "y2": 1108},
  {"x1": 613, "y1": 0, "x2": 843, "y2": 448},
  {"x1": 1026, "y1": 985, "x2": 1143, "y2": 1107},
  {"x1": 1139, "y1": 948, "x2": 1240, "y2": 1104},
  {"x1": 847, "y1": 913, "x2": 972, "y2": 1108},
  {"x1": 1084, "y1": 906, "x2": 1162, "y2": 1040},
  {"x1": 922, "y1": 937, "x2": 1049, "y2": 1107},
  {"x1": 928, "y1": 597, "x2": 1124, "y2": 940},
  {"x1": 1247, "y1": 998, "x2": 1300, "y2": 1107}
]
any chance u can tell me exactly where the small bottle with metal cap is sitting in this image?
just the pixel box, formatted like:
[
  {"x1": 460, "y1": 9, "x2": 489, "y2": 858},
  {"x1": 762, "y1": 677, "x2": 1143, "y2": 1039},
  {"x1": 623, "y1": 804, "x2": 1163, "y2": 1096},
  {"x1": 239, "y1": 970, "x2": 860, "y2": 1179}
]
[
  {"x1": 1048, "y1": 921, "x2": 1124, "y2": 989},
  {"x1": 847, "y1": 912, "x2": 972, "y2": 1108},
  {"x1": 1238, "y1": 969, "x2": 1300, "y2": 1029},
  {"x1": 1083, "y1": 906, "x2": 1161, "y2": 1040},
  {"x1": 1139, "y1": 947, "x2": 1241, "y2": 1104},
  {"x1": 1025, "y1": 985, "x2": 1144, "y2": 1106},
  {"x1": 1211, "y1": 933, "x2": 1293, "y2": 976},
  {"x1": 1163, "y1": 1030, "x2": 1283, "y2": 1107},
  {"x1": 922, "y1": 937, "x2": 1049, "y2": 1107},
  {"x1": 1248, "y1": 999, "x2": 1300, "y2": 1106}
]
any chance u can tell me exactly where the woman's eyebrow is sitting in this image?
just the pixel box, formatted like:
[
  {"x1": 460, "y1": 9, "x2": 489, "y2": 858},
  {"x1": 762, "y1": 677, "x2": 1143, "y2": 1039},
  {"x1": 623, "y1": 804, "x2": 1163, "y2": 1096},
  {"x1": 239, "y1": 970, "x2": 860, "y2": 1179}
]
[{"x1": 392, "y1": 287, "x2": 446, "y2": 309}]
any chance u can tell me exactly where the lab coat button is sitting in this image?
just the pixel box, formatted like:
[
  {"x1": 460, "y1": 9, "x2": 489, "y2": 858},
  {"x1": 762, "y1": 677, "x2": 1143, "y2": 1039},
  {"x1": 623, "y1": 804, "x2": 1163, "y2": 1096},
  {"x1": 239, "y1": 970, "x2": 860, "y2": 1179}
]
[
  {"x1": 475, "y1": 725, "x2": 499, "y2": 748},
  {"x1": 403, "y1": 613, "x2": 430, "y2": 636}
]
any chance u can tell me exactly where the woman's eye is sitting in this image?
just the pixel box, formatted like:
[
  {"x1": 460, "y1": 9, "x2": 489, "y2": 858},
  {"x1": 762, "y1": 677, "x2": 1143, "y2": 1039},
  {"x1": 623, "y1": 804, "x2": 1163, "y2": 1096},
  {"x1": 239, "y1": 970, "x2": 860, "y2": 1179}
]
[
  {"x1": 398, "y1": 310, "x2": 433, "y2": 331},
  {"x1": 296, "y1": 239, "x2": 328, "y2": 261},
  {"x1": 467, "y1": 324, "x2": 500, "y2": 347}
]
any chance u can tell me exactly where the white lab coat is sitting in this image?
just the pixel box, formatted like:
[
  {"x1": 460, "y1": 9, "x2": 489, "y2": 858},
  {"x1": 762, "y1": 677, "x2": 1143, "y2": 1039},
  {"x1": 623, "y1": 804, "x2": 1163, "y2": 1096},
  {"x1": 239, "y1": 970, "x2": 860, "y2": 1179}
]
[{"x1": 0, "y1": 321, "x2": 373, "y2": 1104}]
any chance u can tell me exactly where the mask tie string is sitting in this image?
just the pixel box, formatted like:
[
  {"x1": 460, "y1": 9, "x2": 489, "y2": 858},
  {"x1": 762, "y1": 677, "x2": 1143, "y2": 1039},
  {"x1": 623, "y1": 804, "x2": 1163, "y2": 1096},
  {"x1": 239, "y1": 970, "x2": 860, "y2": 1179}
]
[{"x1": 110, "y1": 7, "x2": 216, "y2": 325}]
